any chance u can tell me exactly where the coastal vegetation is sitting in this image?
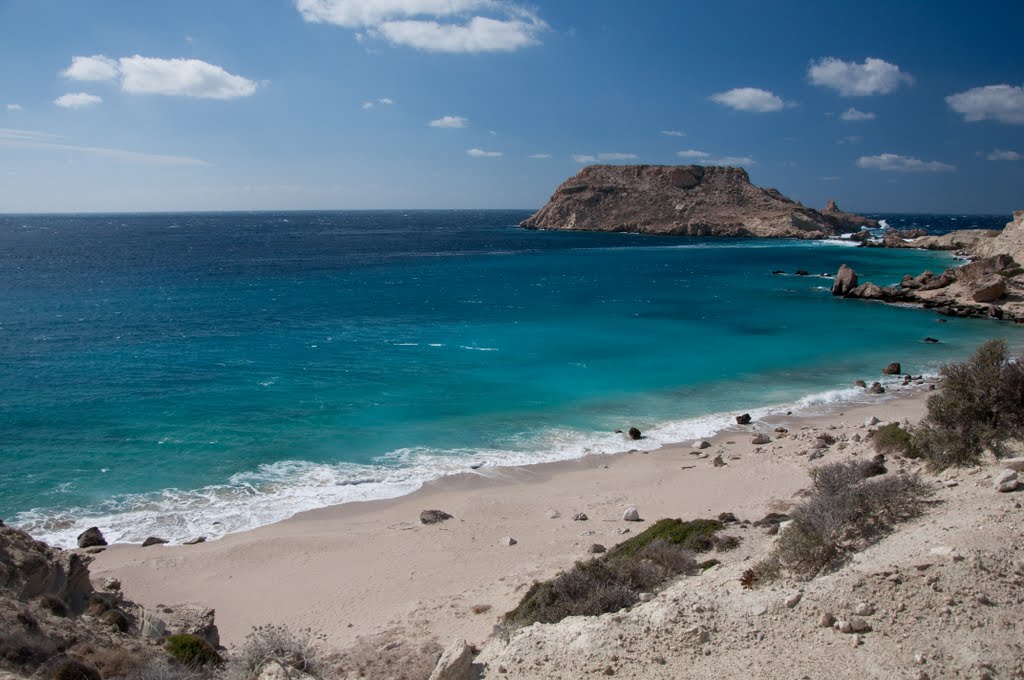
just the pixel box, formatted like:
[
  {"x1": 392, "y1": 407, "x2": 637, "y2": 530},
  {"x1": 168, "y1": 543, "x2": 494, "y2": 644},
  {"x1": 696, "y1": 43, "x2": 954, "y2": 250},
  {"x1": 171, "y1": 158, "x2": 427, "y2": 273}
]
[
  {"x1": 914, "y1": 338, "x2": 1024, "y2": 469},
  {"x1": 503, "y1": 518, "x2": 728, "y2": 629}
]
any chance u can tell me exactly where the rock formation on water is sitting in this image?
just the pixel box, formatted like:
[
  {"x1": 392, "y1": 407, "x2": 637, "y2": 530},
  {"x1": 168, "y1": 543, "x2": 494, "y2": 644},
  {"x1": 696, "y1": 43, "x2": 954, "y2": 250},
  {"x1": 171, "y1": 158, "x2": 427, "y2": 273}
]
[{"x1": 521, "y1": 165, "x2": 876, "y2": 238}]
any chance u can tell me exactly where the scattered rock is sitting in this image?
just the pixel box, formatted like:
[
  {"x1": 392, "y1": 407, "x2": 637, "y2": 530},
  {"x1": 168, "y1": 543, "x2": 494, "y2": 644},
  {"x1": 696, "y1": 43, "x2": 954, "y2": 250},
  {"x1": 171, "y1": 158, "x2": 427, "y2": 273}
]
[
  {"x1": 573, "y1": 513, "x2": 589, "y2": 522},
  {"x1": 141, "y1": 536, "x2": 168, "y2": 547},
  {"x1": 853, "y1": 602, "x2": 875, "y2": 616},
  {"x1": 971, "y1": 277, "x2": 1007, "y2": 303},
  {"x1": 257, "y1": 659, "x2": 317, "y2": 680},
  {"x1": 736, "y1": 413, "x2": 752, "y2": 425},
  {"x1": 500, "y1": 537, "x2": 517, "y2": 547},
  {"x1": 819, "y1": 612, "x2": 836, "y2": 628},
  {"x1": 639, "y1": 593, "x2": 655, "y2": 603},
  {"x1": 923, "y1": 337, "x2": 940, "y2": 343},
  {"x1": 784, "y1": 592, "x2": 802, "y2": 608},
  {"x1": 994, "y1": 469, "x2": 1020, "y2": 493},
  {"x1": 882, "y1": 362, "x2": 902, "y2": 375},
  {"x1": 1001, "y1": 457, "x2": 1024, "y2": 472},
  {"x1": 751, "y1": 605, "x2": 768, "y2": 616},
  {"x1": 589, "y1": 544, "x2": 606, "y2": 554},
  {"x1": 695, "y1": 440, "x2": 711, "y2": 449},
  {"x1": 751, "y1": 433, "x2": 771, "y2": 445},
  {"x1": 420, "y1": 510, "x2": 454, "y2": 525},
  {"x1": 183, "y1": 537, "x2": 207, "y2": 545},
  {"x1": 712, "y1": 454, "x2": 726, "y2": 467},
  {"x1": 622, "y1": 506, "x2": 641, "y2": 522},
  {"x1": 835, "y1": 617, "x2": 870, "y2": 633},
  {"x1": 77, "y1": 527, "x2": 107, "y2": 549},
  {"x1": 854, "y1": 380, "x2": 867, "y2": 388},
  {"x1": 867, "y1": 382, "x2": 886, "y2": 394},
  {"x1": 428, "y1": 639, "x2": 473, "y2": 680},
  {"x1": 627, "y1": 427, "x2": 642, "y2": 440}
]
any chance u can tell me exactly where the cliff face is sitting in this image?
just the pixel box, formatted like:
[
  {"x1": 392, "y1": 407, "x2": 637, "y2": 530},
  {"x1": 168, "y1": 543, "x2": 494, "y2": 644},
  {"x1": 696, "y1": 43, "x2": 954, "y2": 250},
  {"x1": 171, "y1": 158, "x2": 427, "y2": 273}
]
[{"x1": 522, "y1": 165, "x2": 876, "y2": 238}]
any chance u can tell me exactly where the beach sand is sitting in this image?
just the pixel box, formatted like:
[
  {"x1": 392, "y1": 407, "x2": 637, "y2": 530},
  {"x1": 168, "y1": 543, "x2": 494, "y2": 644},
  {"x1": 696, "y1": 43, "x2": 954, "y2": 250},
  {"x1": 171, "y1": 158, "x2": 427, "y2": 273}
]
[{"x1": 90, "y1": 384, "x2": 931, "y2": 654}]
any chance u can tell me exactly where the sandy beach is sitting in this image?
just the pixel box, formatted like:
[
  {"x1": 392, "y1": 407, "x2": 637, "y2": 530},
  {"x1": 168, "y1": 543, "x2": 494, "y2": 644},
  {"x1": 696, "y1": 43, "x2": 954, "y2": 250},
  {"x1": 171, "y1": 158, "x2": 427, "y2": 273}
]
[{"x1": 90, "y1": 383, "x2": 932, "y2": 654}]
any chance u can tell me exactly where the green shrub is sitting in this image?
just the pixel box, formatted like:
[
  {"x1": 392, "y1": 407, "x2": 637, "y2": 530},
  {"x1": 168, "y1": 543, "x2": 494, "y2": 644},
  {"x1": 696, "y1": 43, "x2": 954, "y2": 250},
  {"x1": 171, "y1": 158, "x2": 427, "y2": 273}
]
[
  {"x1": 504, "y1": 519, "x2": 721, "y2": 629},
  {"x1": 873, "y1": 423, "x2": 915, "y2": 456},
  {"x1": 998, "y1": 267, "x2": 1024, "y2": 278},
  {"x1": 165, "y1": 634, "x2": 221, "y2": 668},
  {"x1": 914, "y1": 338, "x2": 1024, "y2": 469}
]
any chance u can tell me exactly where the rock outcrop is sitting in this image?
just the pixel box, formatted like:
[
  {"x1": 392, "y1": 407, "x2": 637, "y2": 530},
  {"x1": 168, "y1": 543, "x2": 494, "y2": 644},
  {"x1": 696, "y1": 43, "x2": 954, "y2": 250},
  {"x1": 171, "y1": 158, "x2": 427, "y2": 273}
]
[
  {"x1": 522, "y1": 165, "x2": 876, "y2": 239},
  {"x1": 833, "y1": 254, "x2": 1023, "y2": 321}
]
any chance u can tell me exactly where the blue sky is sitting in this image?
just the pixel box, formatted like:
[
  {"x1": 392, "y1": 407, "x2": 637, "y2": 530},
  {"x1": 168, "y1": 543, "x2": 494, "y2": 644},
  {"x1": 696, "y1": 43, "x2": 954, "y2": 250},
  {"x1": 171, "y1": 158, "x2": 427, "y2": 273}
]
[{"x1": 1, "y1": 0, "x2": 1022, "y2": 214}]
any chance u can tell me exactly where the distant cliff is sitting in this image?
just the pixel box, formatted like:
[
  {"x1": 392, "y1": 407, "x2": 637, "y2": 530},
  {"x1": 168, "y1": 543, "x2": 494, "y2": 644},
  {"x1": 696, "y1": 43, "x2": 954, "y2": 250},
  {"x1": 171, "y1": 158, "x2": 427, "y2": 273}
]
[{"x1": 521, "y1": 165, "x2": 877, "y2": 239}]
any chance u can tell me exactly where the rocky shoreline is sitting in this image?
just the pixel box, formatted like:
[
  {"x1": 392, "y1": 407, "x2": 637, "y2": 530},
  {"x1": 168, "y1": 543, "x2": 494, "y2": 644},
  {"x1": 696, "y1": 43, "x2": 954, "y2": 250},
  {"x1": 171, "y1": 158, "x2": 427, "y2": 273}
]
[{"x1": 832, "y1": 212, "x2": 1024, "y2": 323}]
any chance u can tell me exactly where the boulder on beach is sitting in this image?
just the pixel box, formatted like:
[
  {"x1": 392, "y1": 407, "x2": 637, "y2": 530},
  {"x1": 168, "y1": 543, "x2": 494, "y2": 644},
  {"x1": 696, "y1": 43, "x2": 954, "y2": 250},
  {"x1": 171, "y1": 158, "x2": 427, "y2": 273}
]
[
  {"x1": 622, "y1": 506, "x2": 641, "y2": 521},
  {"x1": 971, "y1": 277, "x2": 1007, "y2": 303},
  {"x1": 736, "y1": 413, "x2": 752, "y2": 425},
  {"x1": 867, "y1": 382, "x2": 885, "y2": 394},
  {"x1": 882, "y1": 362, "x2": 901, "y2": 375},
  {"x1": 77, "y1": 527, "x2": 107, "y2": 549},
  {"x1": 141, "y1": 536, "x2": 168, "y2": 547},
  {"x1": 428, "y1": 639, "x2": 473, "y2": 680},
  {"x1": 751, "y1": 433, "x2": 771, "y2": 445},
  {"x1": 627, "y1": 427, "x2": 642, "y2": 440},
  {"x1": 420, "y1": 510, "x2": 454, "y2": 525}
]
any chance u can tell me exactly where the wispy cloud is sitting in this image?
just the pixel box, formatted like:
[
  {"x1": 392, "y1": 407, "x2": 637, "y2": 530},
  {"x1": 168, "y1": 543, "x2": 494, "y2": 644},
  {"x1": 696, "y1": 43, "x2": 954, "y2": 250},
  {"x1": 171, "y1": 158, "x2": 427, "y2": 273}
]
[
  {"x1": 676, "y1": 149, "x2": 710, "y2": 159},
  {"x1": 986, "y1": 149, "x2": 1022, "y2": 161},
  {"x1": 597, "y1": 152, "x2": 637, "y2": 161},
  {"x1": 704, "y1": 156, "x2": 755, "y2": 167},
  {"x1": 61, "y1": 54, "x2": 258, "y2": 100},
  {"x1": 840, "y1": 107, "x2": 876, "y2": 121},
  {"x1": 295, "y1": 0, "x2": 548, "y2": 53},
  {"x1": 467, "y1": 147, "x2": 502, "y2": 158},
  {"x1": 0, "y1": 128, "x2": 211, "y2": 166},
  {"x1": 856, "y1": 153, "x2": 954, "y2": 172},
  {"x1": 378, "y1": 97, "x2": 394, "y2": 105},
  {"x1": 54, "y1": 92, "x2": 102, "y2": 109},
  {"x1": 838, "y1": 135, "x2": 862, "y2": 145},
  {"x1": 6, "y1": 104, "x2": 22, "y2": 111},
  {"x1": 946, "y1": 84, "x2": 1024, "y2": 124},
  {"x1": 429, "y1": 115, "x2": 468, "y2": 128},
  {"x1": 819, "y1": 176, "x2": 841, "y2": 181},
  {"x1": 528, "y1": 153, "x2": 551, "y2": 159},
  {"x1": 808, "y1": 57, "x2": 912, "y2": 96},
  {"x1": 361, "y1": 101, "x2": 375, "y2": 109},
  {"x1": 660, "y1": 130, "x2": 685, "y2": 137},
  {"x1": 710, "y1": 87, "x2": 785, "y2": 112},
  {"x1": 572, "y1": 154, "x2": 596, "y2": 163}
]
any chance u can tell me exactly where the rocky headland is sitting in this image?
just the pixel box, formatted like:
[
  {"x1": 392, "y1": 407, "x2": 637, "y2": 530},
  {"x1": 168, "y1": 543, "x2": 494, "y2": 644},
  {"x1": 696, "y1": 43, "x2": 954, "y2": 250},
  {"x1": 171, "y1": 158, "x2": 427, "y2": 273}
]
[
  {"x1": 832, "y1": 212, "x2": 1024, "y2": 322},
  {"x1": 521, "y1": 165, "x2": 876, "y2": 238}
]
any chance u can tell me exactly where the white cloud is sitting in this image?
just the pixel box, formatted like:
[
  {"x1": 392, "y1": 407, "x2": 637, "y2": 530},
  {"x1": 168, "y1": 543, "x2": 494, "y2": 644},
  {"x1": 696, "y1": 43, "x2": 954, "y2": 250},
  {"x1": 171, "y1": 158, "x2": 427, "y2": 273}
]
[
  {"x1": 467, "y1": 147, "x2": 502, "y2": 157},
  {"x1": 705, "y1": 156, "x2": 755, "y2": 167},
  {"x1": 676, "y1": 149, "x2": 710, "y2": 159},
  {"x1": 819, "y1": 176, "x2": 841, "y2": 181},
  {"x1": 528, "y1": 153, "x2": 551, "y2": 159},
  {"x1": 6, "y1": 104, "x2": 21, "y2": 111},
  {"x1": 62, "y1": 55, "x2": 120, "y2": 82},
  {"x1": 597, "y1": 152, "x2": 637, "y2": 161},
  {"x1": 429, "y1": 115, "x2": 468, "y2": 128},
  {"x1": 362, "y1": 101, "x2": 375, "y2": 109},
  {"x1": 572, "y1": 154, "x2": 597, "y2": 163},
  {"x1": 856, "y1": 153, "x2": 954, "y2": 172},
  {"x1": 808, "y1": 57, "x2": 912, "y2": 96},
  {"x1": 0, "y1": 128, "x2": 210, "y2": 166},
  {"x1": 119, "y1": 56, "x2": 257, "y2": 99},
  {"x1": 840, "y1": 107, "x2": 876, "y2": 121},
  {"x1": 660, "y1": 130, "x2": 685, "y2": 137},
  {"x1": 296, "y1": 0, "x2": 547, "y2": 53},
  {"x1": 838, "y1": 135, "x2": 862, "y2": 145},
  {"x1": 986, "y1": 149, "x2": 1022, "y2": 161},
  {"x1": 53, "y1": 92, "x2": 102, "y2": 109},
  {"x1": 378, "y1": 97, "x2": 394, "y2": 105},
  {"x1": 946, "y1": 84, "x2": 1024, "y2": 124},
  {"x1": 710, "y1": 87, "x2": 784, "y2": 112}
]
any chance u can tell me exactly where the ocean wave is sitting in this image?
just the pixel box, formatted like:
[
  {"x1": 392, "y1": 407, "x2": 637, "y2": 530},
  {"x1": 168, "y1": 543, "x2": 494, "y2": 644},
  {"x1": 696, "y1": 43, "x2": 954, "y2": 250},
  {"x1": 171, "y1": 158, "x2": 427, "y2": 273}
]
[{"x1": 11, "y1": 377, "x2": 933, "y2": 549}]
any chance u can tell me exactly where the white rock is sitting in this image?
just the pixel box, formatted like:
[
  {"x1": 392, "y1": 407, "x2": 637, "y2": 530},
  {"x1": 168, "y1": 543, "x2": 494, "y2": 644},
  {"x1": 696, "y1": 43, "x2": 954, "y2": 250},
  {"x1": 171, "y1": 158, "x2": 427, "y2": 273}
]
[
  {"x1": 853, "y1": 602, "x2": 875, "y2": 616},
  {"x1": 257, "y1": 660, "x2": 317, "y2": 680},
  {"x1": 622, "y1": 506, "x2": 641, "y2": 521},
  {"x1": 994, "y1": 469, "x2": 1020, "y2": 492},
  {"x1": 695, "y1": 440, "x2": 711, "y2": 449},
  {"x1": 784, "y1": 592, "x2": 802, "y2": 608},
  {"x1": 1001, "y1": 457, "x2": 1024, "y2": 472},
  {"x1": 639, "y1": 592, "x2": 655, "y2": 602},
  {"x1": 428, "y1": 639, "x2": 474, "y2": 680},
  {"x1": 500, "y1": 536, "x2": 517, "y2": 546},
  {"x1": 865, "y1": 416, "x2": 880, "y2": 427},
  {"x1": 751, "y1": 433, "x2": 771, "y2": 445},
  {"x1": 751, "y1": 605, "x2": 768, "y2": 616}
]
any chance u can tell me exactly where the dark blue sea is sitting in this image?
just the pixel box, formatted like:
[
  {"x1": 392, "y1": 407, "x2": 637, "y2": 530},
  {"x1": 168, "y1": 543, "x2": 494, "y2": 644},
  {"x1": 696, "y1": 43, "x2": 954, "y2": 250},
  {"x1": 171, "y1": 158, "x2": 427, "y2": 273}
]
[{"x1": 0, "y1": 210, "x2": 1017, "y2": 546}]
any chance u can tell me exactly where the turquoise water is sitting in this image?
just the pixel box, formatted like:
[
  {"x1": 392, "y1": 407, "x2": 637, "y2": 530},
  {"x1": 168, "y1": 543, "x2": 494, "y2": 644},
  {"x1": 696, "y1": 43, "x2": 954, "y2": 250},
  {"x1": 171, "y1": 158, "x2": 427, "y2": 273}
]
[{"x1": 0, "y1": 211, "x2": 1017, "y2": 546}]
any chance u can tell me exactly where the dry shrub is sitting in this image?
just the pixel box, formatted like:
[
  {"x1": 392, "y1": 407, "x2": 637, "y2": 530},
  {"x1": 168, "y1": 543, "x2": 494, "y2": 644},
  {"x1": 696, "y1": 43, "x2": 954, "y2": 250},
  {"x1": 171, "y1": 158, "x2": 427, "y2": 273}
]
[
  {"x1": 915, "y1": 338, "x2": 1024, "y2": 469},
  {"x1": 0, "y1": 629, "x2": 63, "y2": 671},
  {"x1": 739, "y1": 555, "x2": 780, "y2": 589},
  {"x1": 777, "y1": 460, "x2": 931, "y2": 578},
  {"x1": 70, "y1": 643, "x2": 146, "y2": 678},
  {"x1": 328, "y1": 628, "x2": 442, "y2": 680},
  {"x1": 470, "y1": 604, "x2": 491, "y2": 615},
  {"x1": 226, "y1": 624, "x2": 326, "y2": 680}
]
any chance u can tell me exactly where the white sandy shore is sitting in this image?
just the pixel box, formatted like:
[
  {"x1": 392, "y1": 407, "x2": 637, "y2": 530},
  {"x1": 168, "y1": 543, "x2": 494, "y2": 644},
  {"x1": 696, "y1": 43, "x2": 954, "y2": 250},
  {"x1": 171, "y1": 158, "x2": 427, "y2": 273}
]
[{"x1": 91, "y1": 384, "x2": 932, "y2": 654}]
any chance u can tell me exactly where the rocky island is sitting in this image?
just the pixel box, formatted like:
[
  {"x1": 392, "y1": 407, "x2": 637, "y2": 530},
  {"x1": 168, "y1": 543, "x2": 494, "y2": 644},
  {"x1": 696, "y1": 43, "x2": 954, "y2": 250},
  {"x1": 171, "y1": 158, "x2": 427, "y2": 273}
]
[{"x1": 521, "y1": 164, "x2": 876, "y2": 238}]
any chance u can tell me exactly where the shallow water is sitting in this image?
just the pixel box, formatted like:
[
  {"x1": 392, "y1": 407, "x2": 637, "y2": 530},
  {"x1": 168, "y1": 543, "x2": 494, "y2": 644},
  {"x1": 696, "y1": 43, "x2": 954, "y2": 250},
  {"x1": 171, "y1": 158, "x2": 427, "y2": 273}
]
[{"x1": 0, "y1": 210, "x2": 1017, "y2": 545}]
